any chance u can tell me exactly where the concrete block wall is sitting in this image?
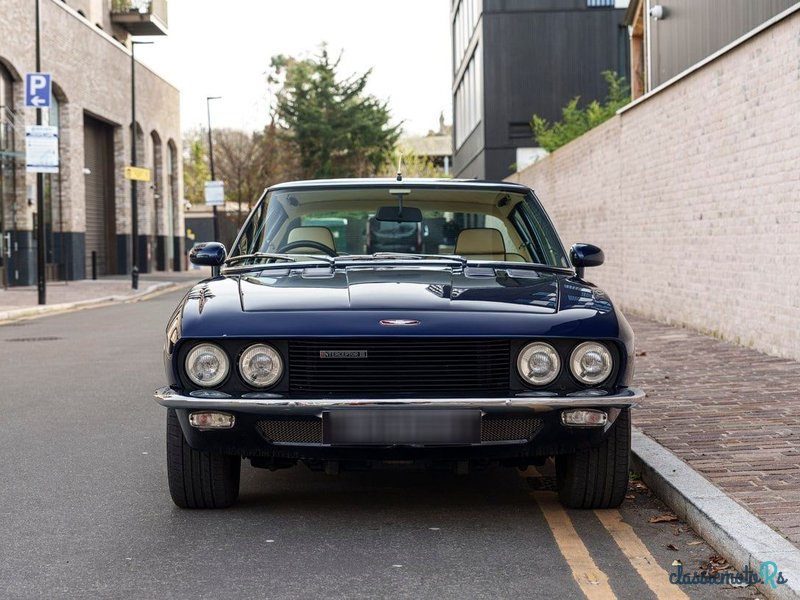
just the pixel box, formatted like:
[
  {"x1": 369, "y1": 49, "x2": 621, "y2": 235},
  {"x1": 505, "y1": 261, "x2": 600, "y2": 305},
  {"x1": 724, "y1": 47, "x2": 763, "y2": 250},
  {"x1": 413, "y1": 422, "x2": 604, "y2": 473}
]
[{"x1": 509, "y1": 10, "x2": 800, "y2": 360}]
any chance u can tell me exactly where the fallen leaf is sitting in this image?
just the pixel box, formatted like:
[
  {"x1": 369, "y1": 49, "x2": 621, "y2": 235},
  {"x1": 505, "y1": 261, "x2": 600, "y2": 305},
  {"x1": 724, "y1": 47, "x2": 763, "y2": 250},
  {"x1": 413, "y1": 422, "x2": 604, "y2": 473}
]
[
  {"x1": 704, "y1": 555, "x2": 731, "y2": 574},
  {"x1": 667, "y1": 544, "x2": 678, "y2": 551},
  {"x1": 649, "y1": 513, "x2": 679, "y2": 523},
  {"x1": 636, "y1": 351, "x2": 647, "y2": 357},
  {"x1": 687, "y1": 540, "x2": 703, "y2": 546}
]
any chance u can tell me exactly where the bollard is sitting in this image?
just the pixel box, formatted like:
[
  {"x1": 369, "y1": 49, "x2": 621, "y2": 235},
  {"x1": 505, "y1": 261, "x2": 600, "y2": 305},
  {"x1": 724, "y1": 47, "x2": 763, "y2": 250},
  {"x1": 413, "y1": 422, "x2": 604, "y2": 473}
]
[{"x1": 91, "y1": 251, "x2": 97, "y2": 280}]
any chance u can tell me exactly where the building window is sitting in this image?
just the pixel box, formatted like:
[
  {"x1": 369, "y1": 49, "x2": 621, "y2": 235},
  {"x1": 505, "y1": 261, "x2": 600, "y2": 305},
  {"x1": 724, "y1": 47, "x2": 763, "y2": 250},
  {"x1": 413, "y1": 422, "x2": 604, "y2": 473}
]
[
  {"x1": 453, "y1": 0, "x2": 481, "y2": 71},
  {"x1": 454, "y1": 44, "x2": 482, "y2": 149},
  {"x1": 167, "y1": 140, "x2": 178, "y2": 269},
  {"x1": 0, "y1": 63, "x2": 16, "y2": 285},
  {"x1": 587, "y1": 0, "x2": 615, "y2": 7}
]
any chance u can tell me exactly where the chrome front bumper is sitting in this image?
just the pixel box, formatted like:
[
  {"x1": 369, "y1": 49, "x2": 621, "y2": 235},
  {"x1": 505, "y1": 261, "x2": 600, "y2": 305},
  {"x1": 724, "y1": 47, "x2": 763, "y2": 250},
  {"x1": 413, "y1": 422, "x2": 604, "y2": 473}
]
[{"x1": 153, "y1": 386, "x2": 645, "y2": 414}]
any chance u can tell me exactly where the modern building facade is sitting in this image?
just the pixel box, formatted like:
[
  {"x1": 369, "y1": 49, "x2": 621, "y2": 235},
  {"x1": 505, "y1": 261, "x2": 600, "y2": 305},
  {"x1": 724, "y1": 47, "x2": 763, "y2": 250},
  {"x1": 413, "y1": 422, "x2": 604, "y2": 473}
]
[
  {"x1": 452, "y1": 0, "x2": 630, "y2": 180},
  {"x1": 625, "y1": 0, "x2": 797, "y2": 99},
  {"x1": 0, "y1": 0, "x2": 183, "y2": 287}
]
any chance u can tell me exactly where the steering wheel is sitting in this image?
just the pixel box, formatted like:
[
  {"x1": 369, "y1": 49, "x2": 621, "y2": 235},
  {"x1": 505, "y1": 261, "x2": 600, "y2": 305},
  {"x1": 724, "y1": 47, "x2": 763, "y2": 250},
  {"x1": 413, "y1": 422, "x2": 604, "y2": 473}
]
[{"x1": 276, "y1": 240, "x2": 338, "y2": 257}]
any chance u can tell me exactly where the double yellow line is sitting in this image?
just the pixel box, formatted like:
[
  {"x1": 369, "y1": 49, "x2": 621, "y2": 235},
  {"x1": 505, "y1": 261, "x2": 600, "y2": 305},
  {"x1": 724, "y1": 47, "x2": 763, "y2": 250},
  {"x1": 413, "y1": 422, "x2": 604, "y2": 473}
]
[{"x1": 531, "y1": 490, "x2": 689, "y2": 600}]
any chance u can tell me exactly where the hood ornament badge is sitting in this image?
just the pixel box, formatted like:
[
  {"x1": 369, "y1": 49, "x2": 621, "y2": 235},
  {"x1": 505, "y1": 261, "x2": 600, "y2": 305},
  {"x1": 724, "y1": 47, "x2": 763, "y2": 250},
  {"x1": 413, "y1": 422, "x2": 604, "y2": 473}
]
[
  {"x1": 187, "y1": 285, "x2": 215, "y2": 314},
  {"x1": 379, "y1": 319, "x2": 420, "y2": 326}
]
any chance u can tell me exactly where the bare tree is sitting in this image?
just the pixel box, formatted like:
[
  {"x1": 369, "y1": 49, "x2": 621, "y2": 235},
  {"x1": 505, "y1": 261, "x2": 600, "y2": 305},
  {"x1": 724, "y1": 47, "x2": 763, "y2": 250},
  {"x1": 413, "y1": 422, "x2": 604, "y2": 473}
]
[{"x1": 213, "y1": 129, "x2": 264, "y2": 226}]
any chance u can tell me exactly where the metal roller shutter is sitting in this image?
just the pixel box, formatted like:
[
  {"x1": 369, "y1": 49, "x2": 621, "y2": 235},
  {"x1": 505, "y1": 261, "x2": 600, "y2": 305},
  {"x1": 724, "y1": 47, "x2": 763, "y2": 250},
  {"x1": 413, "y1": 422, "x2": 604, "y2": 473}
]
[{"x1": 83, "y1": 116, "x2": 115, "y2": 276}]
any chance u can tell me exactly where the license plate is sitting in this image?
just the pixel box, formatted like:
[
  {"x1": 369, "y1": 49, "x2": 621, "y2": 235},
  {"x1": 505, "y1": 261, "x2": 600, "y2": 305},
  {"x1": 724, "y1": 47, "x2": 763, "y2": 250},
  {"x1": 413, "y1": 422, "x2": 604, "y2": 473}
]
[{"x1": 323, "y1": 409, "x2": 481, "y2": 446}]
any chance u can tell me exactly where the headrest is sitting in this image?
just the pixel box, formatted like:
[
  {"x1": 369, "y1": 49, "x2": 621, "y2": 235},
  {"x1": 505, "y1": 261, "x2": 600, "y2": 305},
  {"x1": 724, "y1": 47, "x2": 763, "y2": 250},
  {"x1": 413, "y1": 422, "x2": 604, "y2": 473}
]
[
  {"x1": 286, "y1": 226, "x2": 335, "y2": 250},
  {"x1": 454, "y1": 228, "x2": 506, "y2": 256}
]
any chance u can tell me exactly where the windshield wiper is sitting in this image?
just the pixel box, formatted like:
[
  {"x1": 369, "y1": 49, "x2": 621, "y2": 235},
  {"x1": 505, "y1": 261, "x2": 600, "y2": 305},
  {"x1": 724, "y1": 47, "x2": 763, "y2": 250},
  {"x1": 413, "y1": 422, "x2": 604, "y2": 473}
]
[
  {"x1": 225, "y1": 252, "x2": 334, "y2": 267},
  {"x1": 224, "y1": 252, "x2": 334, "y2": 273},
  {"x1": 338, "y1": 253, "x2": 468, "y2": 264},
  {"x1": 477, "y1": 261, "x2": 573, "y2": 275}
]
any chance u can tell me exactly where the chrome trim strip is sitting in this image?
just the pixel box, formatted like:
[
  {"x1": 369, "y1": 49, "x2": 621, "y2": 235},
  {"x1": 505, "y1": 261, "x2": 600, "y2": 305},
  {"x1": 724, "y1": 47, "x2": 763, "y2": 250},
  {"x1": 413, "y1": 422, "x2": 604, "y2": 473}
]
[{"x1": 153, "y1": 386, "x2": 645, "y2": 413}]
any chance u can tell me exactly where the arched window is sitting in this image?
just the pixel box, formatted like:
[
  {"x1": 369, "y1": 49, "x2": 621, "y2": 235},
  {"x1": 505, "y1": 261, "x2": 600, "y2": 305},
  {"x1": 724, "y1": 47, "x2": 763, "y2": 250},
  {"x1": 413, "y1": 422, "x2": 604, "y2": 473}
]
[
  {"x1": 0, "y1": 62, "x2": 16, "y2": 286},
  {"x1": 151, "y1": 130, "x2": 163, "y2": 269},
  {"x1": 167, "y1": 140, "x2": 179, "y2": 270}
]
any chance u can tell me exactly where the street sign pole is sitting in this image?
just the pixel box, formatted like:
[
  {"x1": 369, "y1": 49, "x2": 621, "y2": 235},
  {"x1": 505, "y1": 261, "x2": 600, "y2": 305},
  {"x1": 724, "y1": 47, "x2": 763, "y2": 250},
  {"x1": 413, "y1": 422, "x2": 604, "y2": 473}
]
[
  {"x1": 206, "y1": 97, "x2": 221, "y2": 241},
  {"x1": 35, "y1": 0, "x2": 46, "y2": 305},
  {"x1": 130, "y1": 42, "x2": 138, "y2": 289},
  {"x1": 129, "y1": 40, "x2": 152, "y2": 289}
]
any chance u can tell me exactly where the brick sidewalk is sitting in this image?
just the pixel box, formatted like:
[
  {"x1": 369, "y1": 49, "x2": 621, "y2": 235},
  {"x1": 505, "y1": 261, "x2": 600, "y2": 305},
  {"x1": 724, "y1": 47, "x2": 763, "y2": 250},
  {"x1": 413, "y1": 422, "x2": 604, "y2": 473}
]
[{"x1": 629, "y1": 313, "x2": 800, "y2": 546}]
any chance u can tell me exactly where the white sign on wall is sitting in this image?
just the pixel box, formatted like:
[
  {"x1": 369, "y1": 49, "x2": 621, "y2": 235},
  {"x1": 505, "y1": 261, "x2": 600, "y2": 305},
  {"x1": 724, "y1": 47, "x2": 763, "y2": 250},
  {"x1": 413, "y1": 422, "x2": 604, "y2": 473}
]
[{"x1": 25, "y1": 125, "x2": 59, "y2": 173}]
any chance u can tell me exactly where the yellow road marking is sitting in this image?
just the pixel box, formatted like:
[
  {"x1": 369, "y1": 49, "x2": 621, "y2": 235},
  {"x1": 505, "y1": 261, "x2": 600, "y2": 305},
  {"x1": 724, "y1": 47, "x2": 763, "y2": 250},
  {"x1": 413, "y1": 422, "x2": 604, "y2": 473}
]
[
  {"x1": 595, "y1": 510, "x2": 689, "y2": 600},
  {"x1": 532, "y1": 492, "x2": 617, "y2": 600}
]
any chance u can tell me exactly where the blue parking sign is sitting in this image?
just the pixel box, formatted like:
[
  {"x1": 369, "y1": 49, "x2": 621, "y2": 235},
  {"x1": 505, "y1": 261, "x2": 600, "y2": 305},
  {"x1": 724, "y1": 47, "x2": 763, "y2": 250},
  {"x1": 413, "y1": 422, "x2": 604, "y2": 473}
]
[{"x1": 25, "y1": 73, "x2": 52, "y2": 108}]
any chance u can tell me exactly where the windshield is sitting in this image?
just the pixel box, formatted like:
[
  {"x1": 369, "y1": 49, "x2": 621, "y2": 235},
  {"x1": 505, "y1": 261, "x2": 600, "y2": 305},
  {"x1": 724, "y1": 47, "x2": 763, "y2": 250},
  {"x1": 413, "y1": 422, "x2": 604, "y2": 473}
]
[{"x1": 231, "y1": 185, "x2": 570, "y2": 268}]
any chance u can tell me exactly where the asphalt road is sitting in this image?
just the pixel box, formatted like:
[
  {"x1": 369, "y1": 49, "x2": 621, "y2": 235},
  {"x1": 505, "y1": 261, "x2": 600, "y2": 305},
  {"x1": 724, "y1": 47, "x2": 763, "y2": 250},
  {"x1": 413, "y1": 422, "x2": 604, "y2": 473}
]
[{"x1": 0, "y1": 289, "x2": 762, "y2": 600}]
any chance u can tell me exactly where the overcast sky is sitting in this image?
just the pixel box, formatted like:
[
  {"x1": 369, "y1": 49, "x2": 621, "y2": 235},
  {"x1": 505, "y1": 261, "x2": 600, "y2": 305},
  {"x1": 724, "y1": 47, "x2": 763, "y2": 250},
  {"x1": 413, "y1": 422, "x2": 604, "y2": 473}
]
[{"x1": 134, "y1": 0, "x2": 453, "y2": 137}]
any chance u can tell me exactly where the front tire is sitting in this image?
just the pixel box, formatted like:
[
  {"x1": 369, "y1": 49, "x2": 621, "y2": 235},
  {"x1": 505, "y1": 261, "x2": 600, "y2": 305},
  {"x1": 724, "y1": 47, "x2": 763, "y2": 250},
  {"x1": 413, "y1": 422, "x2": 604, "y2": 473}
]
[
  {"x1": 555, "y1": 407, "x2": 631, "y2": 509},
  {"x1": 166, "y1": 409, "x2": 241, "y2": 508}
]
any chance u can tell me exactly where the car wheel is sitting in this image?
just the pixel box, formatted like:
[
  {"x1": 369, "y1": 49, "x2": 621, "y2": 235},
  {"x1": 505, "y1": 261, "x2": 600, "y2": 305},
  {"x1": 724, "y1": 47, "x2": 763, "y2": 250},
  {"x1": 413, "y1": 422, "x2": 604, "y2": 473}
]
[
  {"x1": 166, "y1": 408, "x2": 241, "y2": 509},
  {"x1": 555, "y1": 407, "x2": 630, "y2": 509}
]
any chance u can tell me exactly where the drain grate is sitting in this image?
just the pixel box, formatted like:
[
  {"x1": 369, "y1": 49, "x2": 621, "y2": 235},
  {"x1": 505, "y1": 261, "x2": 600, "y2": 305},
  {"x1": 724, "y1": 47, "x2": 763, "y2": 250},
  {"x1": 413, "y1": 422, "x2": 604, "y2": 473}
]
[{"x1": 5, "y1": 336, "x2": 62, "y2": 342}]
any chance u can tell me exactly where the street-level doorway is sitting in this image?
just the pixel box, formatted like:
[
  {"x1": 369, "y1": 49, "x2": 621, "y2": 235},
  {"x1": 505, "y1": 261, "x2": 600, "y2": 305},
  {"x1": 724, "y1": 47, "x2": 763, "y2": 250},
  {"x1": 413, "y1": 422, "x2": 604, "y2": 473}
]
[{"x1": 83, "y1": 114, "x2": 116, "y2": 277}]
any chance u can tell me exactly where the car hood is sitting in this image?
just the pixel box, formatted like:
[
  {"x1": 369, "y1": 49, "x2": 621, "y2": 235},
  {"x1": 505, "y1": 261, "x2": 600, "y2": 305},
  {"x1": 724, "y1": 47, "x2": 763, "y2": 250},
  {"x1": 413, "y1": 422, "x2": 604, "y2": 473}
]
[
  {"x1": 239, "y1": 268, "x2": 560, "y2": 313},
  {"x1": 176, "y1": 267, "x2": 622, "y2": 339}
]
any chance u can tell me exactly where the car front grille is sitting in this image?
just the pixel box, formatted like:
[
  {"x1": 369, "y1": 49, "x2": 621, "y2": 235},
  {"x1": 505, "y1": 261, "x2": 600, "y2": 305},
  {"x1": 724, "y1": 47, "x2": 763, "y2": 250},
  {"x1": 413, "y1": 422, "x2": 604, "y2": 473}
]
[
  {"x1": 256, "y1": 418, "x2": 323, "y2": 444},
  {"x1": 255, "y1": 415, "x2": 542, "y2": 445},
  {"x1": 480, "y1": 416, "x2": 543, "y2": 442},
  {"x1": 287, "y1": 339, "x2": 511, "y2": 394}
]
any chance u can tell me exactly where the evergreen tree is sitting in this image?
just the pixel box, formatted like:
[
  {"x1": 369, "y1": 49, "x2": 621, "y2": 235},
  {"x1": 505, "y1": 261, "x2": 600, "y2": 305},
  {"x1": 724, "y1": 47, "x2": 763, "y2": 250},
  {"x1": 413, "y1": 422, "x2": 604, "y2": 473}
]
[{"x1": 269, "y1": 49, "x2": 401, "y2": 179}]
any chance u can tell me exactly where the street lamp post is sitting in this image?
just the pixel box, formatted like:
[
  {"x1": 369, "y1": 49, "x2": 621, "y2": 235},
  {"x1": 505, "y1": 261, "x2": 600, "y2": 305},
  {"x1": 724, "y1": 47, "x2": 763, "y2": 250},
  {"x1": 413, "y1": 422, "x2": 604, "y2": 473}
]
[
  {"x1": 206, "y1": 96, "x2": 221, "y2": 241},
  {"x1": 130, "y1": 39, "x2": 152, "y2": 290},
  {"x1": 35, "y1": 0, "x2": 46, "y2": 304}
]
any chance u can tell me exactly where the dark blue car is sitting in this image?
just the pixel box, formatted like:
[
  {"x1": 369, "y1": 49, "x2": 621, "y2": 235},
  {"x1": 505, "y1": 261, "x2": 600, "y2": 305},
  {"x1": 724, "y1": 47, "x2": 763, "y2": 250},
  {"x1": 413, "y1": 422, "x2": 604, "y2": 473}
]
[{"x1": 155, "y1": 179, "x2": 643, "y2": 509}]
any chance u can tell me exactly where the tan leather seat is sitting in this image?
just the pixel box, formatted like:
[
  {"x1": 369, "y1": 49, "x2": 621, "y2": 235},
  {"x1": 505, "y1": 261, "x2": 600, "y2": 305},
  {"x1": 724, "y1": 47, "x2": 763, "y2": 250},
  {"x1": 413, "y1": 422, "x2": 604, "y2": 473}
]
[
  {"x1": 454, "y1": 228, "x2": 507, "y2": 260},
  {"x1": 286, "y1": 226, "x2": 336, "y2": 252}
]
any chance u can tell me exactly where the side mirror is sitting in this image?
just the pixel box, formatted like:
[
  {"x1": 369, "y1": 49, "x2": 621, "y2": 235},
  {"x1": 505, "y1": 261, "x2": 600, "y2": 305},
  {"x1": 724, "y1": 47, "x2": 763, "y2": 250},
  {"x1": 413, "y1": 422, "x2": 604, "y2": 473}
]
[
  {"x1": 570, "y1": 243, "x2": 604, "y2": 280},
  {"x1": 189, "y1": 242, "x2": 227, "y2": 276}
]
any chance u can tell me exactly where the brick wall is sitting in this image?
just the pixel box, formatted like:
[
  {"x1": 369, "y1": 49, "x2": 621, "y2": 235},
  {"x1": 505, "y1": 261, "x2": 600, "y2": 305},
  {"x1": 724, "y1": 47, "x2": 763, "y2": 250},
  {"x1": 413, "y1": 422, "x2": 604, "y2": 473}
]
[
  {"x1": 509, "y1": 10, "x2": 800, "y2": 360},
  {"x1": 0, "y1": 0, "x2": 184, "y2": 278}
]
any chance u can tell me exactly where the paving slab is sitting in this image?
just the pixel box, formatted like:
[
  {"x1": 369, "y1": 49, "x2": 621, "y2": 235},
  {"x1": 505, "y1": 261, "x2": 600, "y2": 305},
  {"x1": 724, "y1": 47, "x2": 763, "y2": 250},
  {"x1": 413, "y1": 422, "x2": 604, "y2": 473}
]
[{"x1": 0, "y1": 270, "x2": 205, "y2": 322}]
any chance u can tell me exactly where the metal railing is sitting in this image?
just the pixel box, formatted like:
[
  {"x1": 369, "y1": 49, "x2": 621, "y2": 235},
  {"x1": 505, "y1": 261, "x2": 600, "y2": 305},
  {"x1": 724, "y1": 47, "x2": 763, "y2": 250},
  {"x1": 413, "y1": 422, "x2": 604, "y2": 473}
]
[
  {"x1": 110, "y1": 0, "x2": 168, "y2": 27},
  {"x1": 0, "y1": 105, "x2": 23, "y2": 154}
]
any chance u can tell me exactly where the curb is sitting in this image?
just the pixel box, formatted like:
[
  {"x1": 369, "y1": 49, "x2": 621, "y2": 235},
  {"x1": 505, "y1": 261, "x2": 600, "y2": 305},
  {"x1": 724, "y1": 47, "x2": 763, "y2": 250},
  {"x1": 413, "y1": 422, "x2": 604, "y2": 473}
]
[
  {"x1": 0, "y1": 281, "x2": 186, "y2": 324},
  {"x1": 631, "y1": 428, "x2": 800, "y2": 600}
]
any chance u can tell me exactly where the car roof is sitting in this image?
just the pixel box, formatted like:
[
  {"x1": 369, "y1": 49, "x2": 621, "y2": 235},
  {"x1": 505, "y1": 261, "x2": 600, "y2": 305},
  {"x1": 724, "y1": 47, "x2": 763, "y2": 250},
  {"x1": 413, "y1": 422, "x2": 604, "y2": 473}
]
[{"x1": 265, "y1": 178, "x2": 532, "y2": 194}]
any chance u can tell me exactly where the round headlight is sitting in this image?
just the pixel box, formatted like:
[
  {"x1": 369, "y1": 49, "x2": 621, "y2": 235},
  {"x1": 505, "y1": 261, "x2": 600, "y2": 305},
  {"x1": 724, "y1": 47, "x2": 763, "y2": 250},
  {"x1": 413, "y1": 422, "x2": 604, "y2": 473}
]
[
  {"x1": 517, "y1": 342, "x2": 561, "y2": 386},
  {"x1": 239, "y1": 344, "x2": 283, "y2": 388},
  {"x1": 185, "y1": 343, "x2": 229, "y2": 388},
  {"x1": 570, "y1": 342, "x2": 613, "y2": 385}
]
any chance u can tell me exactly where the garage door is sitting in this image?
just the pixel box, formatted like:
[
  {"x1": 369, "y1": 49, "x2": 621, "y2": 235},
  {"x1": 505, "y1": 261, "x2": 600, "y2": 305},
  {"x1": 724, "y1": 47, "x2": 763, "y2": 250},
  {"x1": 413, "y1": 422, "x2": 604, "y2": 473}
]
[{"x1": 83, "y1": 115, "x2": 115, "y2": 276}]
